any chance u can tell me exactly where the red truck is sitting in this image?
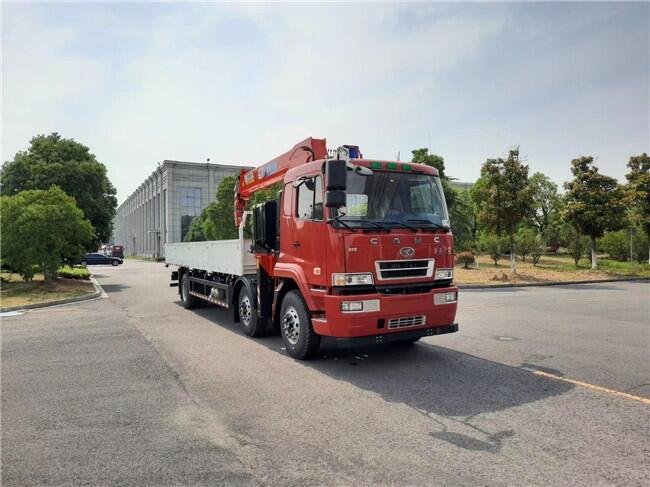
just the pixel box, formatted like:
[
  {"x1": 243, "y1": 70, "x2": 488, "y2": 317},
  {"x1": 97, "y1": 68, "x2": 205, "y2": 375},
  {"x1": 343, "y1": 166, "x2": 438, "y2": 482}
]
[{"x1": 166, "y1": 137, "x2": 458, "y2": 359}]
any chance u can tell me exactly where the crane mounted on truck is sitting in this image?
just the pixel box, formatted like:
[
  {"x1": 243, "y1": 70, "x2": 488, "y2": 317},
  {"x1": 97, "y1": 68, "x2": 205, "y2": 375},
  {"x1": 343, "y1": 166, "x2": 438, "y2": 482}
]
[{"x1": 165, "y1": 137, "x2": 458, "y2": 359}]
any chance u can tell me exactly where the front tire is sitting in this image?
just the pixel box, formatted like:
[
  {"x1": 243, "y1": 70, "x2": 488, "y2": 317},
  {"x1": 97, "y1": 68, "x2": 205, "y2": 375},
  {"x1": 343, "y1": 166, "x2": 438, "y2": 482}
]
[
  {"x1": 80, "y1": 261, "x2": 87, "y2": 267},
  {"x1": 111, "y1": 260, "x2": 119, "y2": 266},
  {"x1": 180, "y1": 274, "x2": 199, "y2": 309},
  {"x1": 280, "y1": 290, "x2": 321, "y2": 360},
  {"x1": 238, "y1": 286, "x2": 265, "y2": 337}
]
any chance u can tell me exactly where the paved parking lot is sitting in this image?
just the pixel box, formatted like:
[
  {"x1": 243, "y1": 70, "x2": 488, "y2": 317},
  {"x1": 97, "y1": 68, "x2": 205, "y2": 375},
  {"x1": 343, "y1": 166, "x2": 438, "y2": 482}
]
[{"x1": 2, "y1": 260, "x2": 648, "y2": 486}]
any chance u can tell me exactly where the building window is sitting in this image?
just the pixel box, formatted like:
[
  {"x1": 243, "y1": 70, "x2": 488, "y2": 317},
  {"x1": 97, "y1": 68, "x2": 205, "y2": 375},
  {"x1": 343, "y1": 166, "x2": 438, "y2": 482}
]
[
  {"x1": 180, "y1": 187, "x2": 202, "y2": 241},
  {"x1": 180, "y1": 187, "x2": 202, "y2": 216}
]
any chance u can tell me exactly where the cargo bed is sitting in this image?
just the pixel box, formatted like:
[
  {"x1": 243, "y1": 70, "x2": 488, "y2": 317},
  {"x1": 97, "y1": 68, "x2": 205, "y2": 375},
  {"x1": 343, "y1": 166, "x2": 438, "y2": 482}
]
[
  {"x1": 165, "y1": 213, "x2": 256, "y2": 276},
  {"x1": 165, "y1": 239, "x2": 256, "y2": 276}
]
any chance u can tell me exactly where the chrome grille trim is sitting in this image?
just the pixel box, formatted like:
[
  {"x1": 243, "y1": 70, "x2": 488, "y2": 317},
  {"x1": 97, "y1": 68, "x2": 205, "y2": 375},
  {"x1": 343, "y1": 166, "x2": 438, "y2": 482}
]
[
  {"x1": 375, "y1": 259, "x2": 434, "y2": 281},
  {"x1": 388, "y1": 315, "x2": 426, "y2": 329}
]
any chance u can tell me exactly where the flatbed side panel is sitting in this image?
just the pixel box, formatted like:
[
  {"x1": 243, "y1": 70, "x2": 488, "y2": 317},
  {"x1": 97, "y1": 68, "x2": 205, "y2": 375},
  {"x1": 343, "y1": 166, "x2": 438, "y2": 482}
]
[{"x1": 165, "y1": 240, "x2": 255, "y2": 276}]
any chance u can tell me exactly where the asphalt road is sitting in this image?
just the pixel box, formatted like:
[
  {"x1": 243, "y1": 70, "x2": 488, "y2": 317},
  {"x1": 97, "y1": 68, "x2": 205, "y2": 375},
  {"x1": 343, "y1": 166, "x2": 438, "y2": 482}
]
[{"x1": 2, "y1": 260, "x2": 648, "y2": 486}]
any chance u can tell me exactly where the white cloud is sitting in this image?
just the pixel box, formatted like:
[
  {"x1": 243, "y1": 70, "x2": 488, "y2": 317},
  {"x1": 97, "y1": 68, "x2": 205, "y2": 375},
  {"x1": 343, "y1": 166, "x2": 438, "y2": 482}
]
[{"x1": 2, "y1": 3, "x2": 648, "y2": 202}]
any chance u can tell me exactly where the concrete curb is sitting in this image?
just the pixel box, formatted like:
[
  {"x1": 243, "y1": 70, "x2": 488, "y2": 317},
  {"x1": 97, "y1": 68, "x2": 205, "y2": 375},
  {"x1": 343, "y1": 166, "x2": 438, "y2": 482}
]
[
  {"x1": 459, "y1": 276, "x2": 649, "y2": 290},
  {"x1": 0, "y1": 276, "x2": 105, "y2": 313}
]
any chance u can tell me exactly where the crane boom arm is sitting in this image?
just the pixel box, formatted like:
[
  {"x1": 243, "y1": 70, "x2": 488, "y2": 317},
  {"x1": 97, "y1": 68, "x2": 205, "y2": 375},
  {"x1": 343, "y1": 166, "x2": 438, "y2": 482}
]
[{"x1": 234, "y1": 137, "x2": 328, "y2": 225}]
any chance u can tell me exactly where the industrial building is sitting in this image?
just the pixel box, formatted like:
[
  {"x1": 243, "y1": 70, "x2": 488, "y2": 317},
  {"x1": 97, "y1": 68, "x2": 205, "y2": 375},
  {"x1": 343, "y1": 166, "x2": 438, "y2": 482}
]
[{"x1": 113, "y1": 160, "x2": 249, "y2": 258}]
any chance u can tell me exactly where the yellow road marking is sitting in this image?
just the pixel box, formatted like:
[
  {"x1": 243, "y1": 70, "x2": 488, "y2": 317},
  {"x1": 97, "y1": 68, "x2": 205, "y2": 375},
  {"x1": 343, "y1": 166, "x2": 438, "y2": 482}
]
[{"x1": 532, "y1": 370, "x2": 650, "y2": 405}]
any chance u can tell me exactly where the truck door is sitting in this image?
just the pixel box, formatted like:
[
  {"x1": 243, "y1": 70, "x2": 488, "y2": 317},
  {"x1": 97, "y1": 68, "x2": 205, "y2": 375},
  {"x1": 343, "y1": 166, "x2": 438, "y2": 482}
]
[{"x1": 281, "y1": 175, "x2": 327, "y2": 287}]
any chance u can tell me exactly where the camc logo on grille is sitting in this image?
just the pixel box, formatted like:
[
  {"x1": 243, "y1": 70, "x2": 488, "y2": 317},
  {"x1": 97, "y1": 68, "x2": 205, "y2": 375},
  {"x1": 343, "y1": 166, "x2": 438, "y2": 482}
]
[{"x1": 399, "y1": 247, "x2": 415, "y2": 258}]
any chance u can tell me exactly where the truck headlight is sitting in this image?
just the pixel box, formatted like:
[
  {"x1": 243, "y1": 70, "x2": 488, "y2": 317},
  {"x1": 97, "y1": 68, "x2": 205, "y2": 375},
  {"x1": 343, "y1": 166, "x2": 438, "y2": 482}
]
[
  {"x1": 435, "y1": 268, "x2": 453, "y2": 280},
  {"x1": 332, "y1": 273, "x2": 374, "y2": 286},
  {"x1": 341, "y1": 299, "x2": 380, "y2": 313},
  {"x1": 434, "y1": 291, "x2": 457, "y2": 305}
]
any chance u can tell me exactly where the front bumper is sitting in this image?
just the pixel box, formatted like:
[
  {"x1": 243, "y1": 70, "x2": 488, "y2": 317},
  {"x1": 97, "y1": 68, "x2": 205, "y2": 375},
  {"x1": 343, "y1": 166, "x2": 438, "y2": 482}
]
[
  {"x1": 333, "y1": 323, "x2": 458, "y2": 348},
  {"x1": 314, "y1": 286, "x2": 458, "y2": 338}
]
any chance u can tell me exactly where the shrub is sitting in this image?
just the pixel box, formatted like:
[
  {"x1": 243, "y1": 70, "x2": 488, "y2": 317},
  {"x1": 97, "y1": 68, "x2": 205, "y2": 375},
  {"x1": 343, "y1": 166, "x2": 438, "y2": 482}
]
[
  {"x1": 600, "y1": 229, "x2": 649, "y2": 262},
  {"x1": 456, "y1": 251, "x2": 476, "y2": 269},
  {"x1": 0, "y1": 259, "x2": 14, "y2": 273},
  {"x1": 479, "y1": 234, "x2": 506, "y2": 265},
  {"x1": 57, "y1": 265, "x2": 91, "y2": 280},
  {"x1": 515, "y1": 227, "x2": 537, "y2": 262},
  {"x1": 563, "y1": 227, "x2": 590, "y2": 266},
  {"x1": 530, "y1": 234, "x2": 545, "y2": 266}
]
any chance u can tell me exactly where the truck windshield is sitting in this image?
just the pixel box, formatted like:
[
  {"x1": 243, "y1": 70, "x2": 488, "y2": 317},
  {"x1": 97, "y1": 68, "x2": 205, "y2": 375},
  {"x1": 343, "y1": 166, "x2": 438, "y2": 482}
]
[{"x1": 334, "y1": 171, "x2": 449, "y2": 230}]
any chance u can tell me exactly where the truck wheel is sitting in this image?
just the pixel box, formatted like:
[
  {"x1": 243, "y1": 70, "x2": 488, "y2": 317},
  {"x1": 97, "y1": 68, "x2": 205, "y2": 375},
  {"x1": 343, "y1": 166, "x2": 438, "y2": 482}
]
[
  {"x1": 238, "y1": 286, "x2": 265, "y2": 337},
  {"x1": 280, "y1": 290, "x2": 321, "y2": 360},
  {"x1": 180, "y1": 274, "x2": 199, "y2": 309}
]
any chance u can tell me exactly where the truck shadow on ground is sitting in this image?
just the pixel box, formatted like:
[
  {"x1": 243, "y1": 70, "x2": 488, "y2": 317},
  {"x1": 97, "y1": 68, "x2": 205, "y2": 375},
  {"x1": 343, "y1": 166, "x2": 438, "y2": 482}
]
[{"x1": 189, "y1": 302, "x2": 574, "y2": 454}]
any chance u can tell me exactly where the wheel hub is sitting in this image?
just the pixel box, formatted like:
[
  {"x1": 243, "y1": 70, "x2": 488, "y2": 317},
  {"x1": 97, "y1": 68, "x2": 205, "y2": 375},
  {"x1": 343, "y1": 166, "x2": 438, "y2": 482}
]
[
  {"x1": 240, "y1": 295, "x2": 252, "y2": 326},
  {"x1": 282, "y1": 306, "x2": 300, "y2": 345},
  {"x1": 182, "y1": 279, "x2": 188, "y2": 301}
]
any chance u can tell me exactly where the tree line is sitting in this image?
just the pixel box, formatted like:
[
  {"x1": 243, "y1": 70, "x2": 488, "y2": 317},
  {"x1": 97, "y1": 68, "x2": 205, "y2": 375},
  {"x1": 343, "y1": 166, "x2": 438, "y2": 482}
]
[
  {"x1": 185, "y1": 146, "x2": 649, "y2": 272},
  {"x1": 441, "y1": 149, "x2": 649, "y2": 271},
  {"x1": 2, "y1": 132, "x2": 646, "y2": 280},
  {"x1": 1, "y1": 133, "x2": 117, "y2": 280}
]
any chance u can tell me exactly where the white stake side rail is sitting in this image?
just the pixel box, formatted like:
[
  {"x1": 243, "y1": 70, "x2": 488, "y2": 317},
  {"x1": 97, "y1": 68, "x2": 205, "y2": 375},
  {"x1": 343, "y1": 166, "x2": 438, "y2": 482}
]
[{"x1": 165, "y1": 212, "x2": 256, "y2": 276}]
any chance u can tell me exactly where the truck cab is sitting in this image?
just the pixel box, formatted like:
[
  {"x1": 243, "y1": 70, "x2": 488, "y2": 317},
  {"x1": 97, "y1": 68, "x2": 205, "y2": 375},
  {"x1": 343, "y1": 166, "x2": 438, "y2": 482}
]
[{"x1": 253, "y1": 152, "x2": 458, "y2": 358}]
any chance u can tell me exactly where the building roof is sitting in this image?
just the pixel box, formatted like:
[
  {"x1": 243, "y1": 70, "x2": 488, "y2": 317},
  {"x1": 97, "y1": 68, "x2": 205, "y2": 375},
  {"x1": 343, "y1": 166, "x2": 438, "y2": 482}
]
[{"x1": 118, "y1": 160, "x2": 252, "y2": 209}]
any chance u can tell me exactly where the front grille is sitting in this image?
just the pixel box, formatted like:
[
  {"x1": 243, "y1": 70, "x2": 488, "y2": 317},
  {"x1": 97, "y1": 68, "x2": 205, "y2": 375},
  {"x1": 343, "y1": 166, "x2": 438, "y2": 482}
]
[
  {"x1": 376, "y1": 283, "x2": 434, "y2": 295},
  {"x1": 388, "y1": 315, "x2": 426, "y2": 329},
  {"x1": 375, "y1": 259, "x2": 434, "y2": 280}
]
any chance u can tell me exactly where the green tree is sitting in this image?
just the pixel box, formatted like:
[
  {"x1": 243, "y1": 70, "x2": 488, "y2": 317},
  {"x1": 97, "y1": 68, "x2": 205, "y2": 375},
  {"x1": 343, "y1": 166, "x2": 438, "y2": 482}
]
[
  {"x1": 528, "y1": 172, "x2": 560, "y2": 236},
  {"x1": 1, "y1": 133, "x2": 117, "y2": 247},
  {"x1": 410, "y1": 148, "x2": 457, "y2": 209},
  {"x1": 183, "y1": 177, "x2": 282, "y2": 242},
  {"x1": 514, "y1": 227, "x2": 538, "y2": 262},
  {"x1": 563, "y1": 156, "x2": 625, "y2": 269},
  {"x1": 183, "y1": 213, "x2": 207, "y2": 242},
  {"x1": 472, "y1": 148, "x2": 532, "y2": 273},
  {"x1": 625, "y1": 153, "x2": 650, "y2": 263},
  {"x1": 202, "y1": 176, "x2": 239, "y2": 240},
  {"x1": 449, "y1": 190, "x2": 479, "y2": 252},
  {"x1": 1, "y1": 186, "x2": 94, "y2": 280}
]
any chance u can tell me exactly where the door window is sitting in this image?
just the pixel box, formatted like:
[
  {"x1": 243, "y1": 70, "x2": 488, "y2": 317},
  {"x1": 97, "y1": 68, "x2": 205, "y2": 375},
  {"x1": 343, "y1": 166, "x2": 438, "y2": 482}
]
[{"x1": 296, "y1": 176, "x2": 323, "y2": 221}]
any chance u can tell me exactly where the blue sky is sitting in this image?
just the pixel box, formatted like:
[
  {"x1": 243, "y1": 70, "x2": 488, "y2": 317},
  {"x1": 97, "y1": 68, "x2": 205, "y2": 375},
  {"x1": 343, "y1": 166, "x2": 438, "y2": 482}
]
[{"x1": 2, "y1": 2, "x2": 648, "y2": 203}]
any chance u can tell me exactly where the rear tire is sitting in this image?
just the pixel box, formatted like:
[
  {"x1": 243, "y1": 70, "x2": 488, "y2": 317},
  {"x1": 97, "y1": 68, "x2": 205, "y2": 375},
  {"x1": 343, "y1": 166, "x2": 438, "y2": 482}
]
[
  {"x1": 238, "y1": 286, "x2": 265, "y2": 337},
  {"x1": 80, "y1": 261, "x2": 87, "y2": 267},
  {"x1": 280, "y1": 290, "x2": 321, "y2": 360},
  {"x1": 180, "y1": 274, "x2": 199, "y2": 309}
]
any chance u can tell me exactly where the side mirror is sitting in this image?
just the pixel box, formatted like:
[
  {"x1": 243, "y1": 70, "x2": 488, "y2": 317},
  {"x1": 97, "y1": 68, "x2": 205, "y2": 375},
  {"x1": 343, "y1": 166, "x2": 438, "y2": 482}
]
[
  {"x1": 325, "y1": 159, "x2": 347, "y2": 191},
  {"x1": 325, "y1": 190, "x2": 346, "y2": 208}
]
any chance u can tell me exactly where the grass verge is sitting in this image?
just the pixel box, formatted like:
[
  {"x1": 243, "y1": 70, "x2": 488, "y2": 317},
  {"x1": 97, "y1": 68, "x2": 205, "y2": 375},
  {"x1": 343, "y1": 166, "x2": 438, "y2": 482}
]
[
  {"x1": 1, "y1": 272, "x2": 95, "y2": 309},
  {"x1": 124, "y1": 255, "x2": 160, "y2": 262},
  {"x1": 455, "y1": 254, "x2": 650, "y2": 285}
]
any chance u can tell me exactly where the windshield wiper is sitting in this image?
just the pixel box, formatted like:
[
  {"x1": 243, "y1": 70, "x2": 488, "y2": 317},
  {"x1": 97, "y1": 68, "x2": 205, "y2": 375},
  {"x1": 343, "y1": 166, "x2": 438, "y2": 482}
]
[
  {"x1": 328, "y1": 218, "x2": 392, "y2": 233},
  {"x1": 406, "y1": 219, "x2": 449, "y2": 231},
  {"x1": 382, "y1": 220, "x2": 419, "y2": 232},
  {"x1": 327, "y1": 215, "x2": 356, "y2": 231},
  {"x1": 356, "y1": 220, "x2": 391, "y2": 232}
]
